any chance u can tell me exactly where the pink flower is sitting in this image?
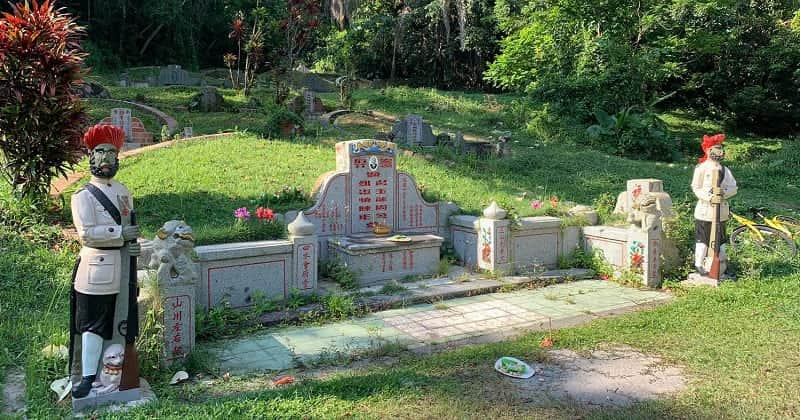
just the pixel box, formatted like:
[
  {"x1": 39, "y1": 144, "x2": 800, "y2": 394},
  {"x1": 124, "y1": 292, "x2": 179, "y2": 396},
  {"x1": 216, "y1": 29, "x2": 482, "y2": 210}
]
[
  {"x1": 531, "y1": 200, "x2": 543, "y2": 209},
  {"x1": 256, "y1": 207, "x2": 275, "y2": 221},
  {"x1": 233, "y1": 207, "x2": 250, "y2": 221}
]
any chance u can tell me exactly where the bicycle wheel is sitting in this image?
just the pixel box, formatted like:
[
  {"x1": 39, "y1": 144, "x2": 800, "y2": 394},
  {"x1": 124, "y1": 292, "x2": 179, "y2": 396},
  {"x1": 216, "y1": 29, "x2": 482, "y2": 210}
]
[
  {"x1": 730, "y1": 224, "x2": 797, "y2": 257},
  {"x1": 775, "y1": 215, "x2": 800, "y2": 235}
]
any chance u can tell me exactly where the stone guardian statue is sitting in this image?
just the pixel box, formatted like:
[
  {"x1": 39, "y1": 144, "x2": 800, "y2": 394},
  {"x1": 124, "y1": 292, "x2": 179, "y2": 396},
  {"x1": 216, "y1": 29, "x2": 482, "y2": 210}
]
[
  {"x1": 691, "y1": 134, "x2": 737, "y2": 277},
  {"x1": 69, "y1": 125, "x2": 141, "y2": 399}
]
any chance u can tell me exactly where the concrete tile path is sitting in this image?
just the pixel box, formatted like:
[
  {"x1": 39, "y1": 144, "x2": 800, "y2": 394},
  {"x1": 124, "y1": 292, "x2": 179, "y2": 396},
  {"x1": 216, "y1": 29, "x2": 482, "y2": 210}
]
[{"x1": 210, "y1": 280, "x2": 672, "y2": 375}]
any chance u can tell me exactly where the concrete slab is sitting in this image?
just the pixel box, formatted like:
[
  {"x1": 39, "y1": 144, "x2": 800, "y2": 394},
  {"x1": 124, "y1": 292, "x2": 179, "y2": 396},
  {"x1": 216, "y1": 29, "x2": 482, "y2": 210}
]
[{"x1": 210, "y1": 280, "x2": 673, "y2": 374}]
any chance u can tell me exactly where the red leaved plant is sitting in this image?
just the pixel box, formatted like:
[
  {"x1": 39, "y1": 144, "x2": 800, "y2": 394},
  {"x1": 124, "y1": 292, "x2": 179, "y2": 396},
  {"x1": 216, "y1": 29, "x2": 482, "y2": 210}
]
[{"x1": 0, "y1": 0, "x2": 87, "y2": 202}]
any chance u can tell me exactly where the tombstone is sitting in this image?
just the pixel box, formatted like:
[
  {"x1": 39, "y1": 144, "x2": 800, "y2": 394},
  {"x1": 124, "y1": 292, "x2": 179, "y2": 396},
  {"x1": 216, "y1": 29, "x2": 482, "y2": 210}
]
[
  {"x1": 183, "y1": 127, "x2": 193, "y2": 138},
  {"x1": 302, "y1": 140, "x2": 445, "y2": 284},
  {"x1": 99, "y1": 115, "x2": 154, "y2": 150},
  {"x1": 293, "y1": 72, "x2": 335, "y2": 92},
  {"x1": 477, "y1": 202, "x2": 512, "y2": 274},
  {"x1": 118, "y1": 73, "x2": 130, "y2": 87},
  {"x1": 391, "y1": 115, "x2": 437, "y2": 147},
  {"x1": 302, "y1": 90, "x2": 325, "y2": 115},
  {"x1": 158, "y1": 65, "x2": 199, "y2": 86},
  {"x1": 110, "y1": 108, "x2": 133, "y2": 140},
  {"x1": 189, "y1": 87, "x2": 225, "y2": 112}
]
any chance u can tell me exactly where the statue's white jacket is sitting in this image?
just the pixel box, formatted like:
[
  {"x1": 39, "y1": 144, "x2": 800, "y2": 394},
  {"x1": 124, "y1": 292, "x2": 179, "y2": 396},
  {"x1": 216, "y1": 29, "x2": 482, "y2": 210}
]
[
  {"x1": 692, "y1": 160, "x2": 737, "y2": 222},
  {"x1": 71, "y1": 177, "x2": 132, "y2": 295}
]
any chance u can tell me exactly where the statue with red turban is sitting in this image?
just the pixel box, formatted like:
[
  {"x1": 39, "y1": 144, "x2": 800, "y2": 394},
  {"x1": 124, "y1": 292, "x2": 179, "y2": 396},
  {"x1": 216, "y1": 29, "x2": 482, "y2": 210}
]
[
  {"x1": 69, "y1": 124, "x2": 140, "y2": 399},
  {"x1": 691, "y1": 133, "x2": 737, "y2": 276}
]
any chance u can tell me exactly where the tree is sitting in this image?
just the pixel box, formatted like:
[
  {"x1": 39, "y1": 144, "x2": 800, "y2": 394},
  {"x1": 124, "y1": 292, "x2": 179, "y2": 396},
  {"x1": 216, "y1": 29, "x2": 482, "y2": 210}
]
[
  {"x1": 0, "y1": 0, "x2": 87, "y2": 203},
  {"x1": 284, "y1": 0, "x2": 321, "y2": 70}
]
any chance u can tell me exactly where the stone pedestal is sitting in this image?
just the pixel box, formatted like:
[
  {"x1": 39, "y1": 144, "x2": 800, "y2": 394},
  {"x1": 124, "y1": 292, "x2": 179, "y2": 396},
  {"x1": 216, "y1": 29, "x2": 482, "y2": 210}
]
[
  {"x1": 627, "y1": 228, "x2": 663, "y2": 288},
  {"x1": 477, "y1": 202, "x2": 511, "y2": 274},
  {"x1": 72, "y1": 384, "x2": 142, "y2": 412}
]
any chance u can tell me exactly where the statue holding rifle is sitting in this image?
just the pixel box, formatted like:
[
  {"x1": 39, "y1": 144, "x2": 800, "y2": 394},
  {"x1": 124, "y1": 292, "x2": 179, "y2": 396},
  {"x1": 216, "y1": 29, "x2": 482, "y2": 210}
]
[
  {"x1": 691, "y1": 133, "x2": 738, "y2": 280},
  {"x1": 69, "y1": 124, "x2": 141, "y2": 402}
]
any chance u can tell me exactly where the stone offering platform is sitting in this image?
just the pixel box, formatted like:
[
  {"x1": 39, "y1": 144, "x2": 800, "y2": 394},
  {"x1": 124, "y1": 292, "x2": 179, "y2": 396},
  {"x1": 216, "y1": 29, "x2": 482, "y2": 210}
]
[
  {"x1": 328, "y1": 233, "x2": 444, "y2": 285},
  {"x1": 210, "y1": 279, "x2": 672, "y2": 374}
]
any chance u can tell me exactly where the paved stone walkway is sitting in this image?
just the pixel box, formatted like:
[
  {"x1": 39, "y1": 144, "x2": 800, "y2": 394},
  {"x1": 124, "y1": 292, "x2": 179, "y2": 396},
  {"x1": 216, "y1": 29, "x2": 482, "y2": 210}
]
[{"x1": 211, "y1": 280, "x2": 672, "y2": 375}]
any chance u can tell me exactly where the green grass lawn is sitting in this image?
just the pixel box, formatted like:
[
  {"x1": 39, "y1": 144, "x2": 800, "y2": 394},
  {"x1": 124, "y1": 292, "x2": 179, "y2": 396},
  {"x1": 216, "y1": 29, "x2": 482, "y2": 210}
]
[{"x1": 2, "y1": 85, "x2": 800, "y2": 418}]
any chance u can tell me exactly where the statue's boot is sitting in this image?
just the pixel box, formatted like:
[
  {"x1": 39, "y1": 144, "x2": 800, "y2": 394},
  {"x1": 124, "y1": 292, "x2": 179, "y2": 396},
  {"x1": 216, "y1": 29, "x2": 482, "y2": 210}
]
[
  {"x1": 694, "y1": 242, "x2": 708, "y2": 275},
  {"x1": 72, "y1": 332, "x2": 102, "y2": 398}
]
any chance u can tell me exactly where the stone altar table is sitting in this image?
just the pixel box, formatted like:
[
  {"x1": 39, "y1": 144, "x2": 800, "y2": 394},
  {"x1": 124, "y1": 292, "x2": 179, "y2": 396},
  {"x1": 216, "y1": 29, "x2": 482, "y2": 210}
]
[{"x1": 328, "y1": 234, "x2": 444, "y2": 286}]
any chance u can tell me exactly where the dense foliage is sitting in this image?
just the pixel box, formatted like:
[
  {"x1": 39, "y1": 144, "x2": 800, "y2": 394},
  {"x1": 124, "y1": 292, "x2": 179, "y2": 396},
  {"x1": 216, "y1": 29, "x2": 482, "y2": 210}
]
[
  {"x1": 485, "y1": 0, "x2": 800, "y2": 135},
  {"x1": 315, "y1": 0, "x2": 503, "y2": 89},
  {"x1": 0, "y1": 0, "x2": 86, "y2": 203}
]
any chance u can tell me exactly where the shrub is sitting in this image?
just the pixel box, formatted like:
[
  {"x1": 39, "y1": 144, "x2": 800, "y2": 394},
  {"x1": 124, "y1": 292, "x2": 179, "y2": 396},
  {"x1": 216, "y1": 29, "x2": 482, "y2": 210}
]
[
  {"x1": 251, "y1": 185, "x2": 312, "y2": 210},
  {"x1": 485, "y1": 0, "x2": 800, "y2": 136},
  {"x1": 0, "y1": 1, "x2": 87, "y2": 203},
  {"x1": 263, "y1": 104, "x2": 304, "y2": 138},
  {"x1": 586, "y1": 107, "x2": 681, "y2": 162},
  {"x1": 320, "y1": 259, "x2": 358, "y2": 290}
]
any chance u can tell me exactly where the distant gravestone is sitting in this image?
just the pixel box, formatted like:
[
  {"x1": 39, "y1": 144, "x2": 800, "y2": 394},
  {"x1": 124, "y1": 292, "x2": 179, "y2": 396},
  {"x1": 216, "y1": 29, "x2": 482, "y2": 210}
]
[
  {"x1": 99, "y1": 115, "x2": 154, "y2": 150},
  {"x1": 302, "y1": 90, "x2": 325, "y2": 114},
  {"x1": 111, "y1": 108, "x2": 132, "y2": 140},
  {"x1": 158, "y1": 65, "x2": 198, "y2": 86},
  {"x1": 391, "y1": 115, "x2": 437, "y2": 147},
  {"x1": 183, "y1": 127, "x2": 193, "y2": 138},
  {"x1": 296, "y1": 72, "x2": 335, "y2": 92},
  {"x1": 189, "y1": 86, "x2": 224, "y2": 112}
]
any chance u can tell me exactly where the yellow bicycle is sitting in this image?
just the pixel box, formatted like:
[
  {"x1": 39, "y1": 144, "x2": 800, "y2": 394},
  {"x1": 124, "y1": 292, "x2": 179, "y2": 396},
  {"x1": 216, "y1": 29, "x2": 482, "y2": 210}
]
[{"x1": 729, "y1": 207, "x2": 799, "y2": 257}]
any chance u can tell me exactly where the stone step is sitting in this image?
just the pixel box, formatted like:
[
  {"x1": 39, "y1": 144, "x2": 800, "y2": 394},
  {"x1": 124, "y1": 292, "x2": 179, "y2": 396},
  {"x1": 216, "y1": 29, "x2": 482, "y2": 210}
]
[{"x1": 253, "y1": 268, "x2": 594, "y2": 327}]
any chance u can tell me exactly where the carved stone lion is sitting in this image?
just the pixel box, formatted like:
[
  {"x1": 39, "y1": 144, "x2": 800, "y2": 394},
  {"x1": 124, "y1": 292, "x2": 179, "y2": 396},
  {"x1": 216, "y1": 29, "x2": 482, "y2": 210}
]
[
  {"x1": 627, "y1": 193, "x2": 670, "y2": 231},
  {"x1": 139, "y1": 220, "x2": 198, "y2": 285}
]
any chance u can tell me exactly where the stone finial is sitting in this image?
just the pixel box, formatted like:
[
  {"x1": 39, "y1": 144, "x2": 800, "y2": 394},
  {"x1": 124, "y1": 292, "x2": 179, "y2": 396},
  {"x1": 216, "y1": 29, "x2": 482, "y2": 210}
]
[
  {"x1": 482, "y1": 201, "x2": 507, "y2": 220},
  {"x1": 288, "y1": 212, "x2": 316, "y2": 237}
]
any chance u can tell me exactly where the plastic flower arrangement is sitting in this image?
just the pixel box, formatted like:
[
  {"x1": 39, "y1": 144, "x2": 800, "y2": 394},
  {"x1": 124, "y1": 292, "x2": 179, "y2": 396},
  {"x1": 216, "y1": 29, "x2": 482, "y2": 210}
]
[
  {"x1": 234, "y1": 207, "x2": 251, "y2": 221},
  {"x1": 231, "y1": 206, "x2": 282, "y2": 241},
  {"x1": 256, "y1": 206, "x2": 275, "y2": 221}
]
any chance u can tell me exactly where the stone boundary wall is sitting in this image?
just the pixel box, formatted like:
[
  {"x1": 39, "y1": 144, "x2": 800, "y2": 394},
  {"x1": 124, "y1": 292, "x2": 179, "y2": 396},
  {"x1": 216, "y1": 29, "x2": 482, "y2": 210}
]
[
  {"x1": 194, "y1": 213, "x2": 319, "y2": 310},
  {"x1": 450, "y1": 211, "x2": 583, "y2": 275}
]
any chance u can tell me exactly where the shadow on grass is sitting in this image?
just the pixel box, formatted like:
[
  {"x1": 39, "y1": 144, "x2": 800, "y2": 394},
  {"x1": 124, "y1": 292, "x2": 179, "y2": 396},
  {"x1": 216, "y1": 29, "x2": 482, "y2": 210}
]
[
  {"x1": 135, "y1": 191, "x2": 287, "y2": 245},
  {"x1": 125, "y1": 364, "x2": 716, "y2": 419}
]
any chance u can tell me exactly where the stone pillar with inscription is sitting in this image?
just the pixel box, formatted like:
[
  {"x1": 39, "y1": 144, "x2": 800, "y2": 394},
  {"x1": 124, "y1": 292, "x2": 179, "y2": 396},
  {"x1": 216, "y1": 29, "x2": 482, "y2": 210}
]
[
  {"x1": 626, "y1": 228, "x2": 662, "y2": 288},
  {"x1": 477, "y1": 202, "x2": 511, "y2": 274},
  {"x1": 288, "y1": 212, "x2": 318, "y2": 294},
  {"x1": 140, "y1": 221, "x2": 199, "y2": 366}
]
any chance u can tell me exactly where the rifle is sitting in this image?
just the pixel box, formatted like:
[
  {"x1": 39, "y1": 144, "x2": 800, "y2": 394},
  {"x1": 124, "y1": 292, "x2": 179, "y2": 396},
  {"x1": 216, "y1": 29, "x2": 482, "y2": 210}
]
[
  {"x1": 119, "y1": 210, "x2": 140, "y2": 390},
  {"x1": 705, "y1": 168, "x2": 724, "y2": 280}
]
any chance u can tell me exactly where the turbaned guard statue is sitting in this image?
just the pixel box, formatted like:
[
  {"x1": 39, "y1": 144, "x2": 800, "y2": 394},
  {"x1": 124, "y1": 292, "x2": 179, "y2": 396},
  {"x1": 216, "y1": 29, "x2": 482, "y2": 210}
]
[{"x1": 69, "y1": 124, "x2": 141, "y2": 400}]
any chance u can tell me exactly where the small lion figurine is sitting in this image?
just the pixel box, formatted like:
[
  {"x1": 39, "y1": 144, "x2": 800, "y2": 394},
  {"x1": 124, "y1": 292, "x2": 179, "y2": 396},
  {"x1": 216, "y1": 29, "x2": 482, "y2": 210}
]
[
  {"x1": 139, "y1": 220, "x2": 198, "y2": 284},
  {"x1": 628, "y1": 193, "x2": 671, "y2": 232},
  {"x1": 92, "y1": 344, "x2": 124, "y2": 395}
]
